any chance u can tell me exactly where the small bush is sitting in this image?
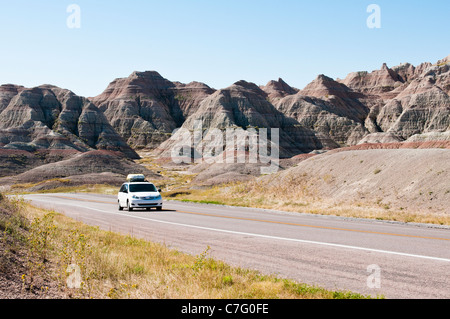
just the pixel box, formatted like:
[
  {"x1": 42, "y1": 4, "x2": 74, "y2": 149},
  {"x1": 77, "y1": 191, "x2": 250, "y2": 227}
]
[{"x1": 222, "y1": 275, "x2": 234, "y2": 286}]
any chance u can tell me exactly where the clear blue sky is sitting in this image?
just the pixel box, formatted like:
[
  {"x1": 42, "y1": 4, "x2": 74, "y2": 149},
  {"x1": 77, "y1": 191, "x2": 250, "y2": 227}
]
[{"x1": 0, "y1": 0, "x2": 449, "y2": 97}]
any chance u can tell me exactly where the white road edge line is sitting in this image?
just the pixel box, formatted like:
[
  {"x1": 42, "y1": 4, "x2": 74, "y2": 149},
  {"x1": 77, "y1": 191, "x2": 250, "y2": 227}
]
[{"x1": 27, "y1": 198, "x2": 450, "y2": 263}]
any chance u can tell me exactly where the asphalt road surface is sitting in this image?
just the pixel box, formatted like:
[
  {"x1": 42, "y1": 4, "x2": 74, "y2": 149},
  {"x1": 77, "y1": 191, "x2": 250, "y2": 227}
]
[{"x1": 23, "y1": 193, "x2": 450, "y2": 299}]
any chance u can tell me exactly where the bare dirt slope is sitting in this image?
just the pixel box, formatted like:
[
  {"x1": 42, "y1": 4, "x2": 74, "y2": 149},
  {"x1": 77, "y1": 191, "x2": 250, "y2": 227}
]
[
  {"x1": 0, "y1": 150, "x2": 163, "y2": 193},
  {"x1": 265, "y1": 148, "x2": 450, "y2": 215},
  {"x1": 0, "y1": 195, "x2": 64, "y2": 299}
]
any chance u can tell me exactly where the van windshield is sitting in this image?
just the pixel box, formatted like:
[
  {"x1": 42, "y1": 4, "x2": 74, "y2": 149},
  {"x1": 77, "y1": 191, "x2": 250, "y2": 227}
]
[{"x1": 129, "y1": 184, "x2": 157, "y2": 193}]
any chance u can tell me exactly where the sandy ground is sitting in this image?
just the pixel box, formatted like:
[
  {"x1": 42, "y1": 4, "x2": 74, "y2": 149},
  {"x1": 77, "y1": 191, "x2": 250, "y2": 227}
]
[{"x1": 268, "y1": 148, "x2": 450, "y2": 215}]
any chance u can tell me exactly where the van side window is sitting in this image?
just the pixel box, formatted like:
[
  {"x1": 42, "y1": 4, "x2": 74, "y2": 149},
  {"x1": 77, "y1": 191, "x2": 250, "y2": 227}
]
[{"x1": 120, "y1": 185, "x2": 127, "y2": 193}]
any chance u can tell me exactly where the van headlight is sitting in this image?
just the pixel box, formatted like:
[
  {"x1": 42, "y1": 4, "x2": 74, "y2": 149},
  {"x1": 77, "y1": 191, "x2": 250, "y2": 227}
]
[{"x1": 132, "y1": 195, "x2": 139, "y2": 199}]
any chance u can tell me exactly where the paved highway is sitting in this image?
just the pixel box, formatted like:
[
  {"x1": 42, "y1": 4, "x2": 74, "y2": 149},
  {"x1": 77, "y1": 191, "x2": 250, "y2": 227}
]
[{"x1": 23, "y1": 193, "x2": 450, "y2": 299}]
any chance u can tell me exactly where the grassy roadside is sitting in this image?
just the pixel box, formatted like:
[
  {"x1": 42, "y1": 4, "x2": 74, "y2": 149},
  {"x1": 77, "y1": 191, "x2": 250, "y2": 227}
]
[
  {"x1": 0, "y1": 193, "x2": 378, "y2": 299},
  {"x1": 162, "y1": 181, "x2": 450, "y2": 226}
]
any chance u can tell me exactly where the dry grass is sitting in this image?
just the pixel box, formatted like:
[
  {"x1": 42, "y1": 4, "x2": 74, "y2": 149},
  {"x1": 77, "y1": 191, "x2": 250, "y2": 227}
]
[
  {"x1": 136, "y1": 156, "x2": 198, "y2": 192},
  {"x1": 1, "y1": 195, "x2": 373, "y2": 299},
  {"x1": 164, "y1": 177, "x2": 450, "y2": 226}
]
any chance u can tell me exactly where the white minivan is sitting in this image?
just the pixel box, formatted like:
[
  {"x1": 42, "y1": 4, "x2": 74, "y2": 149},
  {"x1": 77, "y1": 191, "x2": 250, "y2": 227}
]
[{"x1": 118, "y1": 181, "x2": 163, "y2": 211}]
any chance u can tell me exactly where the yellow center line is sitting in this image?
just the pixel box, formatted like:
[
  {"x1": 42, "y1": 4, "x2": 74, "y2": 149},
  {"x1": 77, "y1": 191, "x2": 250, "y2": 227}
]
[
  {"x1": 48, "y1": 195, "x2": 450, "y2": 242},
  {"x1": 50, "y1": 195, "x2": 116, "y2": 205},
  {"x1": 174, "y1": 210, "x2": 450, "y2": 242}
]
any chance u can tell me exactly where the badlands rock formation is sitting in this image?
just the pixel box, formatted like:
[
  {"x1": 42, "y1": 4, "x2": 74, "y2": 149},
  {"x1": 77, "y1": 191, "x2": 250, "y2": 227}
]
[
  {"x1": 0, "y1": 55, "x2": 448, "y2": 188},
  {"x1": 339, "y1": 55, "x2": 450, "y2": 143},
  {"x1": 271, "y1": 75, "x2": 369, "y2": 147},
  {"x1": 10, "y1": 150, "x2": 160, "y2": 184},
  {"x1": 90, "y1": 55, "x2": 450, "y2": 159},
  {"x1": 271, "y1": 56, "x2": 450, "y2": 148},
  {"x1": 260, "y1": 78, "x2": 299, "y2": 102},
  {"x1": 0, "y1": 84, "x2": 142, "y2": 178},
  {"x1": 152, "y1": 80, "x2": 324, "y2": 160},
  {"x1": 0, "y1": 150, "x2": 162, "y2": 192},
  {"x1": 0, "y1": 84, "x2": 138, "y2": 158},
  {"x1": 91, "y1": 71, "x2": 215, "y2": 149}
]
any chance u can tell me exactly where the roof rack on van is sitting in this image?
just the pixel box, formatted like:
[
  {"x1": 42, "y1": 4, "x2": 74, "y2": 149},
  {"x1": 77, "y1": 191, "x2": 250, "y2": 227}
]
[{"x1": 127, "y1": 174, "x2": 146, "y2": 182}]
